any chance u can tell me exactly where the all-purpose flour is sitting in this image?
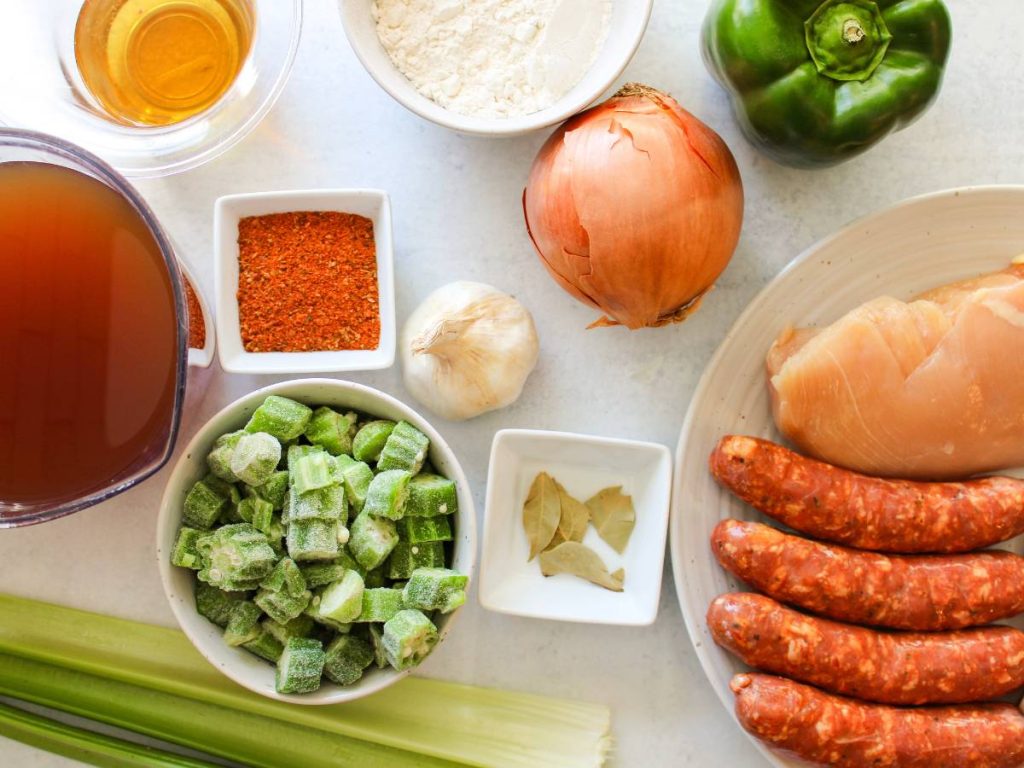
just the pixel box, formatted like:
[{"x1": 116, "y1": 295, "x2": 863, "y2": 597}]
[{"x1": 372, "y1": 0, "x2": 613, "y2": 119}]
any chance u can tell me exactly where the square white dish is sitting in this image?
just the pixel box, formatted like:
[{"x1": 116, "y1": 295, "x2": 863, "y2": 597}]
[
  {"x1": 213, "y1": 189, "x2": 396, "y2": 374},
  {"x1": 480, "y1": 428, "x2": 672, "y2": 625}
]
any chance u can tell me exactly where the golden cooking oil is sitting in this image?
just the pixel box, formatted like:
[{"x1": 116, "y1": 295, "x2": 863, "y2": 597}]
[{"x1": 74, "y1": 0, "x2": 255, "y2": 126}]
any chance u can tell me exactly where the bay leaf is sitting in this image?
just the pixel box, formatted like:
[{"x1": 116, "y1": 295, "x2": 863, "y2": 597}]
[
  {"x1": 523, "y1": 472, "x2": 560, "y2": 560},
  {"x1": 539, "y1": 541, "x2": 625, "y2": 592},
  {"x1": 585, "y1": 486, "x2": 635, "y2": 554},
  {"x1": 545, "y1": 480, "x2": 590, "y2": 550}
]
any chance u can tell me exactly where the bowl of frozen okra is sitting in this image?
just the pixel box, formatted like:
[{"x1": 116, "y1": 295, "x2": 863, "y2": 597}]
[{"x1": 156, "y1": 378, "x2": 476, "y2": 704}]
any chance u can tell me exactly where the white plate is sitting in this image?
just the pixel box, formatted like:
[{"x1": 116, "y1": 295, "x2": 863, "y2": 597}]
[{"x1": 670, "y1": 186, "x2": 1024, "y2": 768}]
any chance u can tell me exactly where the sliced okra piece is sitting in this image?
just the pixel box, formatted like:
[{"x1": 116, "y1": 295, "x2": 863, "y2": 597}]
[
  {"x1": 317, "y1": 570, "x2": 365, "y2": 623},
  {"x1": 245, "y1": 395, "x2": 312, "y2": 442},
  {"x1": 223, "y1": 600, "x2": 263, "y2": 647},
  {"x1": 354, "y1": 588, "x2": 404, "y2": 623},
  {"x1": 397, "y1": 515, "x2": 452, "y2": 544},
  {"x1": 386, "y1": 541, "x2": 446, "y2": 580},
  {"x1": 196, "y1": 524, "x2": 277, "y2": 588},
  {"x1": 367, "y1": 623, "x2": 388, "y2": 669},
  {"x1": 333, "y1": 455, "x2": 373, "y2": 512},
  {"x1": 348, "y1": 512, "x2": 399, "y2": 571},
  {"x1": 206, "y1": 430, "x2": 244, "y2": 483},
  {"x1": 194, "y1": 583, "x2": 246, "y2": 628},
  {"x1": 405, "y1": 474, "x2": 458, "y2": 518},
  {"x1": 260, "y1": 557, "x2": 307, "y2": 598},
  {"x1": 382, "y1": 609, "x2": 438, "y2": 671},
  {"x1": 402, "y1": 568, "x2": 468, "y2": 614},
  {"x1": 229, "y1": 432, "x2": 282, "y2": 487},
  {"x1": 170, "y1": 526, "x2": 203, "y2": 569},
  {"x1": 242, "y1": 626, "x2": 284, "y2": 663},
  {"x1": 287, "y1": 518, "x2": 340, "y2": 562},
  {"x1": 304, "y1": 407, "x2": 358, "y2": 456},
  {"x1": 275, "y1": 637, "x2": 325, "y2": 694},
  {"x1": 323, "y1": 634, "x2": 374, "y2": 686},
  {"x1": 287, "y1": 443, "x2": 324, "y2": 468},
  {"x1": 182, "y1": 479, "x2": 226, "y2": 530},
  {"x1": 299, "y1": 561, "x2": 348, "y2": 589},
  {"x1": 376, "y1": 421, "x2": 430, "y2": 474},
  {"x1": 362, "y1": 469, "x2": 412, "y2": 521},
  {"x1": 351, "y1": 420, "x2": 396, "y2": 463},
  {"x1": 262, "y1": 614, "x2": 315, "y2": 645},
  {"x1": 291, "y1": 452, "x2": 334, "y2": 495},
  {"x1": 305, "y1": 593, "x2": 353, "y2": 633},
  {"x1": 247, "y1": 470, "x2": 289, "y2": 511},
  {"x1": 288, "y1": 484, "x2": 347, "y2": 524},
  {"x1": 237, "y1": 496, "x2": 274, "y2": 532},
  {"x1": 255, "y1": 586, "x2": 312, "y2": 625}
]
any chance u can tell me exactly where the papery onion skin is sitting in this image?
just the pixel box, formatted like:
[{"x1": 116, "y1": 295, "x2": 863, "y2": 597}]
[{"x1": 523, "y1": 83, "x2": 744, "y2": 330}]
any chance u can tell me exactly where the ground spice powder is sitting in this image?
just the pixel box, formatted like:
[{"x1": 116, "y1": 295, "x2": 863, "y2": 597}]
[
  {"x1": 237, "y1": 211, "x2": 380, "y2": 353},
  {"x1": 184, "y1": 279, "x2": 206, "y2": 349}
]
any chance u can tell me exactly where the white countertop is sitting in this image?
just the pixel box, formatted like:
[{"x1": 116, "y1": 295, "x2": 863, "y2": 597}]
[{"x1": 2, "y1": 1, "x2": 1022, "y2": 765}]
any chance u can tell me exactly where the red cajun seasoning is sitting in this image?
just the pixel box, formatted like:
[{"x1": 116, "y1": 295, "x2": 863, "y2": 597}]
[
  {"x1": 184, "y1": 279, "x2": 206, "y2": 349},
  {"x1": 237, "y1": 211, "x2": 380, "y2": 353}
]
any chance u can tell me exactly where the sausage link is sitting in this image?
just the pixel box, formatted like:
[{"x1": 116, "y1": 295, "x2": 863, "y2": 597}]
[
  {"x1": 710, "y1": 435, "x2": 1024, "y2": 553},
  {"x1": 708, "y1": 592, "x2": 1024, "y2": 705},
  {"x1": 731, "y1": 673, "x2": 1024, "y2": 768},
  {"x1": 712, "y1": 519, "x2": 1024, "y2": 630}
]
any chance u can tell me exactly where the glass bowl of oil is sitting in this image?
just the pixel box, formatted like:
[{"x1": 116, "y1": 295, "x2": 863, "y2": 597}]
[{"x1": 0, "y1": 0, "x2": 301, "y2": 178}]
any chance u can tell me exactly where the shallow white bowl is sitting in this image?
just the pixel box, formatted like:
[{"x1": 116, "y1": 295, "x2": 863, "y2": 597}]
[
  {"x1": 337, "y1": 0, "x2": 654, "y2": 137},
  {"x1": 480, "y1": 428, "x2": 671, "y2": 625},
  {"x1": 214, "y1": 189, "x2": 396, "y2": 374},
  {"x1": 157, "y1": 378, "x2": 476, "y2": 705},
  {"x1": 671, "y1": 186, "x2": 1024, "y2": 767}
]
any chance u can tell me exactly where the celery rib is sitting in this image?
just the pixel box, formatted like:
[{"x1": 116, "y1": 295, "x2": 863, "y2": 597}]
[
  {"x1": 0, "y1": 700, "x2": 216, "y2": 768},
  {"x1": 0, "y1": 594, "x2": 611, "y2": 768}
]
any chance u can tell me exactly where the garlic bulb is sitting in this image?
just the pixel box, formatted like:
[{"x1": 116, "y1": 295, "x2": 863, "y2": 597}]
[{"x1": 401, "y1": 281, "x2": 539, "y2": 421}]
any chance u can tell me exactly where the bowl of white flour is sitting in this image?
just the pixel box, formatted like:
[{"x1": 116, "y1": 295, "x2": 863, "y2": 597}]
[{"x1": 338, "y1": 0, "x2": 653, "y2": 136}]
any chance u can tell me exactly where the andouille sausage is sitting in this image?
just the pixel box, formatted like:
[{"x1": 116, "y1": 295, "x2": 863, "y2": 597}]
[
  {"x1": 708, "y1": 592, "x2": 1024, "y2": 705},
  {"x1": 712, "y1": 519, "x2": 1024, "y2": 630},
  {"x1": 731, "y1": 673, "x2": 1024, "y2": 768},
  {"x1": 710, "y1": 435, "x2": 1024, "y2": 553}
]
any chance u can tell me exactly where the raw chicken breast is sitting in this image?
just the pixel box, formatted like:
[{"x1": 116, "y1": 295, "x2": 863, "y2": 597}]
[{"x1": 767, "y1": 263, "x2": 1024, "y2": 479}]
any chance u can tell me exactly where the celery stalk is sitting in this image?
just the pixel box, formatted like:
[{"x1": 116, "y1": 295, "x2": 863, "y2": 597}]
[
  {"x1": 0, "y1": 653, "x2": 457, "y2": 768},
  {"x1": 0, "y1": 594, "x2": 610, "y2": 768},
  {"x1": 0, "y1": 700, "x2": 215, "y2": 768}
]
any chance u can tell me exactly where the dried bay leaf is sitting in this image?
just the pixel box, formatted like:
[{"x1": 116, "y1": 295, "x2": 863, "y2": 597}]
[
  {"x1": 523, "y1": 472, "x2": 560, "y2": 560},
  {"x1": 539, "y1": 542, "x2": 625, "y2": 592},
  {"x1": 546, "y1": 480, "x2": 590, "y2": 550},
  {"x1": 585, "y1": 486, "x2": 635, "y2": 554}
]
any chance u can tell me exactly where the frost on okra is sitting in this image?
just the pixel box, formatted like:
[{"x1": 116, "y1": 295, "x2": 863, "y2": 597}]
[
  {"x1": 299, "y1": 561, "x2": 347, "y2": 589},
  {"x1": 276, "y1": 637, "x2": 325, "y2": 694},
  {"x1": 260, "y1": 557, "x2": 306, "y2": 598},
  {"x1": 243, "y1": 626, "x2": 284, "y2": 662},
  {"x1": 354, "y1": 588, "x2": 404, "y2": 623},
  {"x1": 223, "y1": 600, "x2": 262, "y2": 646},
  {"x1": 349, "y1": 512, "x2": 399, "y2": 571},
  {"x1": 255, "y1": 586, "x2": 312, "y2": 624},
  {"x1": 183, "y1": 479, "x2": 226, "y2": 530},
  {"x1": 362, "y1": 469, "x2": 412, "y2": 520},
  {"x1": 287, "y1": 518, "x2": 339, "y2": 562},
  {"x1": 262, "y1": 614, "x2": 315, "y2": 645},
  {"x1": 376, "y1": 421, "x2": 430, "y2": 474},
  {"x1": 245, "y1": 395, "x2": 312, "y2": 442},
  {"x1": 286, "y1": 483, "x2": 347, "y2": 525},
  {"x1": 323, "y1": 635, "x2": 374, "y2": 685},
  {"x1": 334, "y1": 454, "x2": 373, "y2": 512},
  {"x1": 170, "y1": 527, "x2": 203, "y2": 569},
  {"x1": 351, "y1": 420, "x2": 395, "y2": 463},
  {"x1": 195, "y1": 583, "x2": 246, "y2": 628},
  {"x1": 238, "y1": 496, "x2": 274, "y2": 533},
  {"x1": 246, "y1": 469, "x2": 289, "y2": 510},
  {"x1": 382, "y1": 610, "x2": 438, "y2": 671},
  {"x1": 397, "y1": 515, "x2": 452, "y2": 544},
  {"x1": 206, "y1": 430, "x2": 244, "y2": 483},
  {"x1": 405, "y1": 474, "x2": 457, "y2": 518},
  {"x1": 196, "y1": 524, "x2": 277, "y2": 590},
  {"x1": 317, "y1": 570, "x2": 365, "y2": 623},
  {"x1": 291, "y1": 452, "x2": 333, "y2": 495},
  {"x1": 402, "y1": 568, "x2": 468, "y2": 614},
  {"x1": 387, "y1": 541, "x2": 445, "y2": 580},
  {"x1": 304, "y1": 407, "x2": 358, "y2": 456},
  {"x1": 229, "y1": 432, "x2": 282, "y2": 487}
]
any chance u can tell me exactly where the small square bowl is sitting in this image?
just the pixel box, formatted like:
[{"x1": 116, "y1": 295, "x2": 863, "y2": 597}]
[
  {"x1": 214, "y1": 189, "x2": 396, "y2": 374},
  {"x1": 480, "y1": 428, "x2": 672, "y2": 625}
]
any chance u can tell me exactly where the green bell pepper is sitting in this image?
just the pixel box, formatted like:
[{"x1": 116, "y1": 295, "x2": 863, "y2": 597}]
[{"x1": 702, "y1": 0, "x2": 951, "y2": 168}]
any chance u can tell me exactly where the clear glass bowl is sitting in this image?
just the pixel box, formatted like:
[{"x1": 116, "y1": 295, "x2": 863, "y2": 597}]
[
  {"x1": 0, "y1": 0, "x2": 302, "y2": 178},
  {"x1": 0, "y1": 129, "x2": 188, "y2": 527}
]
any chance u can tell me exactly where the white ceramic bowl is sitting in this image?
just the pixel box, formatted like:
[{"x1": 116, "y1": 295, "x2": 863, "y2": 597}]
[
  {"x1": 670, "y1": 186, "x2": 1024, "y2": 767},
  {"x1": 480, "y1": 428, "x2": 671, "y2": 625},
  {"x1": 213, "y1": 190, "x2": 396, "y2": 374},
  {"x1": 156, "y1": 378, "x2": 476, "y2": 705},
  {"x1": 337, "y1": 0, "x2": 654, "y2": 136}
]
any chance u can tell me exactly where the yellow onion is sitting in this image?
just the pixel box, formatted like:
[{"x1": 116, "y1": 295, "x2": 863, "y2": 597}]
[{"x1": 523, "y1": 84, "x2": 744, "y2": 329}]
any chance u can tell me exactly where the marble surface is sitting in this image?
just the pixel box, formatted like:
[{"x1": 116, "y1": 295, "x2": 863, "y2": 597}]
[{"x1": 2, "y1": 0, "x2": 1022, "y2": 765}]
